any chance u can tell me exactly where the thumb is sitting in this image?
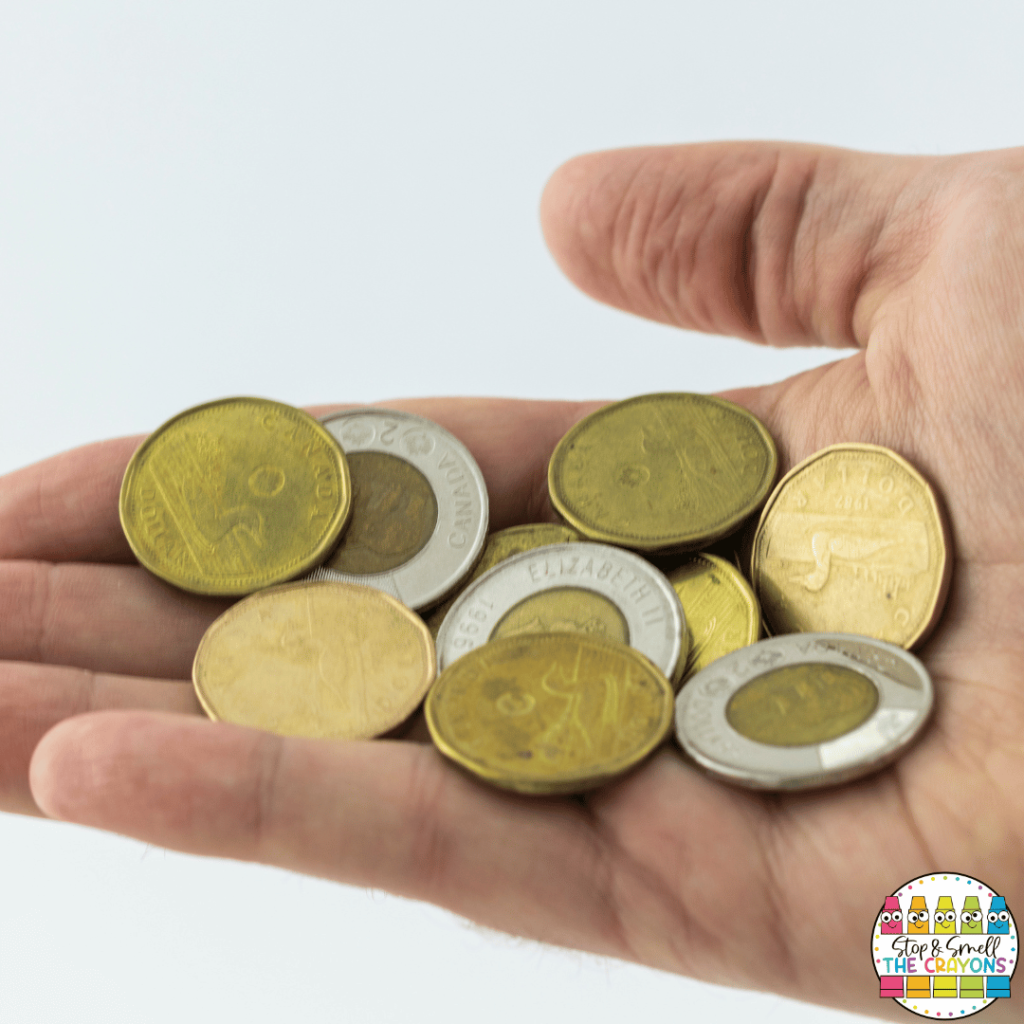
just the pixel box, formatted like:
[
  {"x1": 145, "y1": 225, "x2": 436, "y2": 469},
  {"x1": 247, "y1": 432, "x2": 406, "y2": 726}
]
[{"x1": 540, "y1": 141, "x2": 935, "y2": 351}]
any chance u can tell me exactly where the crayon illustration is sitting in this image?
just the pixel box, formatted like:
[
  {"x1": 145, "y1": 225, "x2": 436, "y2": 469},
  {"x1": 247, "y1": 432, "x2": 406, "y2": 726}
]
[
  {"x1": 959, "y1": 975, "x2": 984, "y2": 999},
  {"x1": 879, "y1": 976, "x2": 904, "y2": 999},
  {"x1": 880, "y1": 896, "x2": 904, "y2": 934},
  {"x1": 934, "y1": 896, "x2": 957, "y2": 934},
  {"x1": 933, "y1": 976, "x2": 956, "y2": 998},
  {"x1": 986, "y1": 974, "x2": 1011, "y2": 998},
  {"x1": 960, "y1": 895, "x2": 983, "y2": 935},
  {"x1": 987, "y1": 895, "x2": 1011, "y2": 934},
  {"x1": 906, "y1": 975, "x2": 931, "y2": 998},
  {"x1": 907, "y1": 895, "x2": 930, "y2": 934}
]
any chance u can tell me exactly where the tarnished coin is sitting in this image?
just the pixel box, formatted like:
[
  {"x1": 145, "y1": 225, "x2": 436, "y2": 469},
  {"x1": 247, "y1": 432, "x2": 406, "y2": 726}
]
[
  {"x1": 120, "y1": 397, "x2": 351, "y2": 596},
  {"x1": 548, "y1": 393, "x2": 778, "y2": 553},
  {"x1": 436, "y1": 541, "x2": 688, "y2": 687},
  {"x1": 426, "y1": 632, "x2": 675, "y2": 794},
  {"x1": 674, "y1": 633, "x2": 933, "y2": 789},
  {"x1": 668, "y1": 553, "x2": 760, "y2": 683},
  {"x1": 308, "y1": 409, "x2": 488, "y2": 611},
  {"x1": 193, "y1": 580, "x2": 435, "y2": 739},
  {"x1": 424, "y1": 523, "x2": 583, "y2": 637},
  {"x1": 751, "y1": 443, "x2": 952, "y2": 648}
]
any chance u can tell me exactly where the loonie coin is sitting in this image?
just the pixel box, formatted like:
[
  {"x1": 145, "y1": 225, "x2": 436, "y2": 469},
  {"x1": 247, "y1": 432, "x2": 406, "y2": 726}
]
[
  {"x1": 423, "y1": 523, "x2": 583, "y2": 637},
  {"x1": 120, "y1": 397, "x2": 351, "y2": 596},
  {"x1": 308, "y1": 409, "x2": 488, "y2": 611},
  {"x1": 751, "y1": 443, "x2": 951, "y2": 648},
  {"x1": 193, "y1": 580, "x2": 435, "y2": 739},
  {"x1": 547, "y1": 392, "x2": 778, "y2": 553},
  {"x1": 674, "y1": 632, "x2": 933, "y2": 789},
  {"x1": 436, "y1": 541, "x2": 688, "y2": 687},
  {"x1": 426, "y1": 632, "x2": 675, "y2": 795},
  {"x1": 668, "y1": 553, "x2": 761, "y2": 683}
]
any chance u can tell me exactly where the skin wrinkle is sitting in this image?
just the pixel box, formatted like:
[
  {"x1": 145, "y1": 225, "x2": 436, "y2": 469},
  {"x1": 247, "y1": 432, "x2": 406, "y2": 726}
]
[
  {"x1": 611, "y1": 159, "x2": 651, "y2": 314},
  {"x1": 252, "y1": 730, "x2": 285, "y2": 863},
  {"x1": 736, "y1": 149, "x2": 780, "y2": 340},
  {"x1": 750, "y1": 798, "x2": 802, "y2": 989}
]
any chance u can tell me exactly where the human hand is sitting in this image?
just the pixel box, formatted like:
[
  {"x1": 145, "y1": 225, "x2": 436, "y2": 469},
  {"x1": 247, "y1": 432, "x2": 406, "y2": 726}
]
[{"x1": 14, "y1": 142, "x2": 1024, "y2": 1021}]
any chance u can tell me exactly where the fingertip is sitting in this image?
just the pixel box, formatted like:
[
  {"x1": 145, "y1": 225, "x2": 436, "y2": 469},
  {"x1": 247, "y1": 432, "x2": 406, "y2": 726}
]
[{"x1": 29, "y1": 713, "x2": 107, "y2": 821}]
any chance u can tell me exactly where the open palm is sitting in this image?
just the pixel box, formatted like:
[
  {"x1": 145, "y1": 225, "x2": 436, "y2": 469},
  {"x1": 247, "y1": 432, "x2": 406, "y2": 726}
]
[{"x1": 6, "y1": 142, "x2": 1024, "y2": 1021}]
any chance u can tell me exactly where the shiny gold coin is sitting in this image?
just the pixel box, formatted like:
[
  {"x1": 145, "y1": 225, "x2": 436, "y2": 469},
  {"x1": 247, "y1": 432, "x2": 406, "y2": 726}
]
[
  {"x1": 725, "y1": 663, "x2": 878, "y2": 746},
  {"x1": 425, "y1": 632, "x2": 674, "y2": 795},
  {"x1": 193, "y1": 580, "x2": 435, "y2": 739},
  {"x1": 323, "y1": 451, "x2": 438, "y2": 575},
  {"x1": 751, "y1": 443, "x2": 952, "y2": 648},
  {"x1": 120, "y1": 397, "x2": 351, "y2": 596},
  {"x1": 548, "y1": 393, "x2": 778, "y2": 552},
  {"x1": 668, "y1": 553, "x2": 760, "y2": 682},
  {"x1": 119, "y1": 395, "x2": 350, "y2": 598},
  {"x1": 424, "y1": 523, "x2": 582, "y2": 636}
]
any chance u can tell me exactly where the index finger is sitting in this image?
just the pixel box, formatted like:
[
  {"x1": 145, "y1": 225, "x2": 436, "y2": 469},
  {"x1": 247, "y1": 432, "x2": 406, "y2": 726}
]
[{"x1": 0, "y1": 398, "x2": 595, "y2": 564}]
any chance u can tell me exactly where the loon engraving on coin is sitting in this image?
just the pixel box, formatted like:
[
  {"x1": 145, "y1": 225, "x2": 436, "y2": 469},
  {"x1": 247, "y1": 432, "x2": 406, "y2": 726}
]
[{"x1": 751, "y1": 444, "x2": 951, "y2": 648}]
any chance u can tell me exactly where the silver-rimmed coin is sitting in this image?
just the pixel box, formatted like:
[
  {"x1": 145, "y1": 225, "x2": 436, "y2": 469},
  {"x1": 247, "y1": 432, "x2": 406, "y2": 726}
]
[
  {"x1": 436, "y1": 541, "x2": 688, "y2": 686},
  {"x1": 307, "y1": 409, "x2": 488, "y2": 611},
  {"x1": 674, "y1": 632, "x2": 933, "y2": 790}
]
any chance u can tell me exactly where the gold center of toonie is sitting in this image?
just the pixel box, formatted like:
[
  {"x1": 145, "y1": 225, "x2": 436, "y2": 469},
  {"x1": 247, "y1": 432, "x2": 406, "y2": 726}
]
[
  {"x1": 491, "y1": 587, "x2": 630, "y2": 644},
  {"x1": 323, "y1": 451, "x2": 438, "y2": 575},
  {"x1": 725, "y1": 663, "x2": 879, "y2": 746}
]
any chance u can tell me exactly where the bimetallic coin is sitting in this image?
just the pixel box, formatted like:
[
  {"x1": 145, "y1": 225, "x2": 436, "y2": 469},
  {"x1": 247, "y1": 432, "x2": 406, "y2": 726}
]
[
  {"x1": 193, "y1": 580, "x2": 435, "y2": 739},
  {"x1": 674, "y1": 633, "x2": 933, "y2": 789},
  {"x1": 668, "y1": 553, "x2": 761, "y2": 683},
  {"x1": 751, "y1": 444, "x2": 952, "y2": 648},
  {"x1": 436, "y1": 541, "x2": 688, "y2": 687},
  {"x1": 548, "y1": 393, "x2": 778, "y2": 552},
  {"x1": 424, "y1": 523, "x2": 583, "y2": 637},
  {"x1": 308, "y1": 409, "x2": 488, "y2": 611},
  {"x1": 120, "y1": 397, "x2": 350, "y2": 596},
  {"x1": 426, "y1": 632, "x2": 675, "y2": 794}
]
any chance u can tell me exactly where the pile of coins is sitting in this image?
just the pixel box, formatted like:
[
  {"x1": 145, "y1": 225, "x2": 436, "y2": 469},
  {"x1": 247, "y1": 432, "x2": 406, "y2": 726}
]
[{"x1": 120, "y1": 393, "x2": 951, "y2": 794}]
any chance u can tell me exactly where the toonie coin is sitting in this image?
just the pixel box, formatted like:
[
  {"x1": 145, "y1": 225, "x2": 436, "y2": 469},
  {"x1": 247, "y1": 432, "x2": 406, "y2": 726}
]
[
  {"x1": 674, "y1": 632, "x2": 933, "y2": 790},
  {"x1": 308, "y1": 409, "x2": 488, "y2": 610},
  {"x1": 436, "y1": 541, "x2": 687, "y2": 687}
]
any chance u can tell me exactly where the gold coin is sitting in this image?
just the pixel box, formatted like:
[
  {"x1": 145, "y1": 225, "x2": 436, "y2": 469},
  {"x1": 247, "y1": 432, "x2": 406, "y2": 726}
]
[
  {"x1": 725, "y1": 663, "x2": 879, "y2": 746},
  {"x1": 425, "y1": 632, "x2": 674, "y2": 795},
  {"x1": 668, "y1": 553, "x2": 760, "y2": 682},
  {"x1": 322, "y1": 450, "x2": 438, "y2": 575},
  {"x1": 548, "y1": 393, "x2": 778, "y2": 552},
  {"x1": 193, "y1": 580, "x2": 435, "y2": 739},
  {"x1": 120, "y1": 397, "x2": 351, "y2": 596},
  {"x1": 423, "y1": 523, "x2": 582, "y2": 636},
  {"x1": 751, "y1": 443, "x2": 952, "y2": 648}
]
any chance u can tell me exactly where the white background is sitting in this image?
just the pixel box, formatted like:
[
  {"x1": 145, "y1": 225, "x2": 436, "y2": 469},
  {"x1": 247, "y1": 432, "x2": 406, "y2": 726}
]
[{"x1": 1, "y1": 3, "x2": 1022, "y2": 1021}]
